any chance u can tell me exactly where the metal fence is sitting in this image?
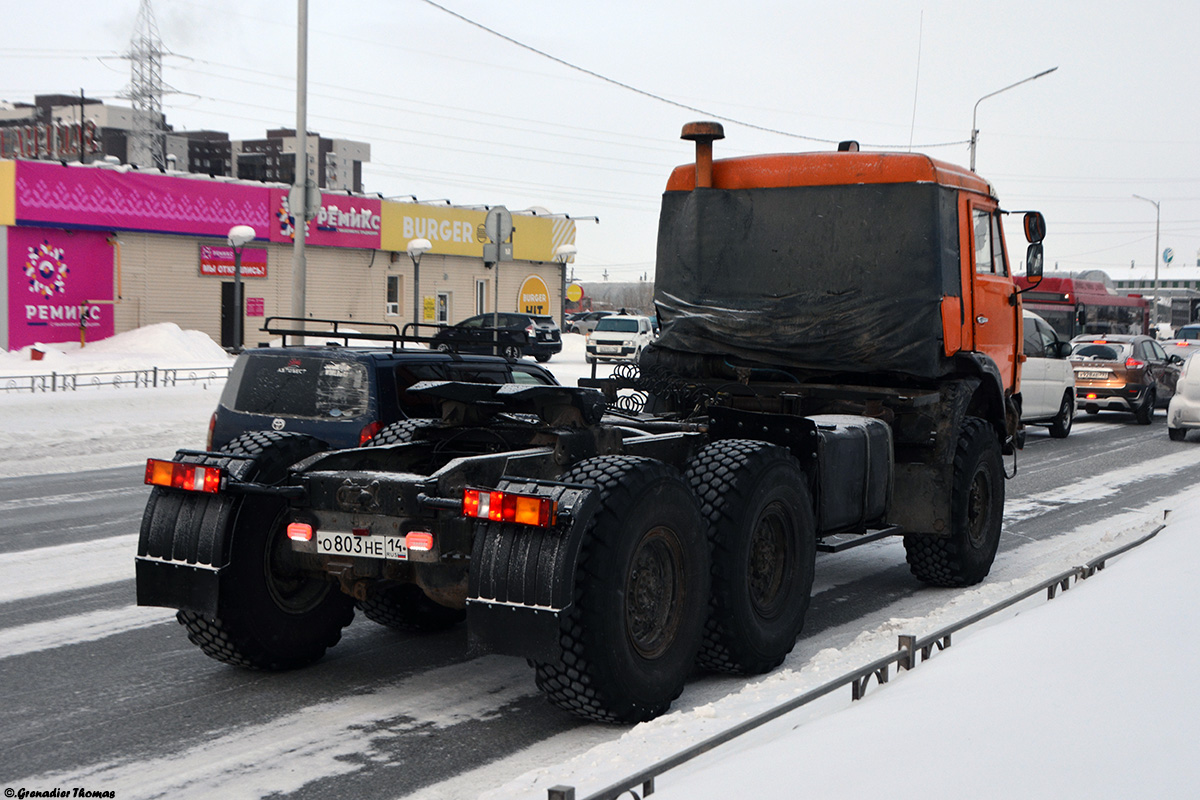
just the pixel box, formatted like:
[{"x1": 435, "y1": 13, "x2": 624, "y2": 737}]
[
  {"x1": 548, "y1": 522, "x2": 1166, "y2": 800},
  {"x1": 1, "y1": 365, "x2": 232, "y2": 394}
]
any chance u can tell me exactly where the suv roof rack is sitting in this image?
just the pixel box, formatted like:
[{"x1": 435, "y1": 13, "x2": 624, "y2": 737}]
[{"x1": 260, "y1": 317, "x2": 448, "y2": 350}]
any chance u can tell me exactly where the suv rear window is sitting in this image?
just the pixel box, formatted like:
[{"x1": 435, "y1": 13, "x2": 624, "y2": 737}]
[
  {"x1": 1071, "y1": 343, "x2": 1128, "y2": 361},
  {"x1": 225, "y1": 355, "x2": 370, "y2": 419}
]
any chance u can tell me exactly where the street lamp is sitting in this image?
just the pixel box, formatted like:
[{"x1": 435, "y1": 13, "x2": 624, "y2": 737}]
[
  {"x1": 970, "y1": 66, "x2": 1058, "y2": 172},
  {"x1": 227, "y1": 224, "x2": 256, "y2": 352},
  {"x1": 1133, "y1": 194, "x2": 1162, "y2": 327},
  {"x1": 555, "y1": 244, "x2": 578, "y2": 329},
  {"x1": 407, "y1": 238, "x2": 432, "y2": 330}
]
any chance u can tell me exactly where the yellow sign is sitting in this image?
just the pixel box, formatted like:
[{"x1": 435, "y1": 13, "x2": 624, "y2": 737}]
[
  {"x1": 518, "y1": 274, "x2": 552, "y2": 315},
  {"x1": 566, "y1": 283, "x2": 583, "y2": 302},
  {"x1": 0, "y1": 160, "x2": 14, "y2": 227},
  {"x1": 381, "y1": 201, "x2": 576, "y2": 263},
  {"x1": 423, "y1": 296, "x2": 436, "y2": 322}
]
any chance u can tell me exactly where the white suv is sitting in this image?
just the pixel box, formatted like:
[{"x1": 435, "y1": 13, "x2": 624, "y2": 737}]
[
  {"x1": 1021, "y1": 310, "x2": 1077, "y2": 438},
  {"x1": 586, "y1": 315, "x2": 656, "y2": 364}
]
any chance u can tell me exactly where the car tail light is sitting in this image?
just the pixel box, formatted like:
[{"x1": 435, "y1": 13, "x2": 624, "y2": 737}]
[
  {"x1": 287, "y1": 522, "x2": 314, "y2": 541},
  {"x1": 1092, "y1": 340, "x2": 1108, "y2": 344},
  {"x1": 406, "y1": 531, "x2": 435, "y2": 551},
  {"x1": 359, "y1": 420, "x2": 383, "y2": 445},
  {"x1": 526, "y1": 324, "x2": 536, "y2": 336},
  {"x1": 1086, "y1": 393, "x2": 1098, "y2": 399},
  {"x1": 1125, "y1": 358, "x2": 1145, "y2": 368},
  {"x1": 462, "y1": 488, "x2": 557, "y2": 527},
  {"x1": 145, "y1": 458, "x2": 223, "y2": 494},
  {"x1": 206, "y1": 412, "x2": 216, "y2": 450}
]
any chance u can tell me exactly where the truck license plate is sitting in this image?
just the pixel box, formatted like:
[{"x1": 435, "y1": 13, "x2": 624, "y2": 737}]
[
  {"x1": 1076, "y1": 371, "x2": 1109, "y2": 380},
  {"x1": 316, "y1": 532, "x2": 408, "y2": 560}
]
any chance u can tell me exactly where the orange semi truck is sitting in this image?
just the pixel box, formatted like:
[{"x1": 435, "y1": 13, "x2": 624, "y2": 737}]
[{"x1": 137, "y1": 122, "x2": 1044, "y2": 724}]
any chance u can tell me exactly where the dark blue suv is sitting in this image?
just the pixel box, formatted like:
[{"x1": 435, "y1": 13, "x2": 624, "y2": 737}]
[{"x1": 208, "y1": 345, "x2": 558, "y2": 451}]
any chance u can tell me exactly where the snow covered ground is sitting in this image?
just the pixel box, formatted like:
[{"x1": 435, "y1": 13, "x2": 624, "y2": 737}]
[{"x1": 3, "y1": 326, "x2": 1198, "y2": 799}]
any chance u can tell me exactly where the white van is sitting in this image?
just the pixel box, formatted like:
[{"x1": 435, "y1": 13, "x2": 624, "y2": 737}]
[
  {"x1": 585, "y1": 315, "x2": 656, "y2": 364},
  {"x1": 1021, "y1": 310, "x2": 1077, "y2": 438}
]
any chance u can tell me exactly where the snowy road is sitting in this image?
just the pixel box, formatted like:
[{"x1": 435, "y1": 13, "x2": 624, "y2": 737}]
[{"x1": 1, "y1": 408, "x2": 1194, "y2": 799}]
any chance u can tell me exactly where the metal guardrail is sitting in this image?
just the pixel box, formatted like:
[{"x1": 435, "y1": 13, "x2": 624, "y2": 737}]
[
  {"x1": 548, "y1": 522, "x2": 1166, "y2": 800},
  {"x1": 0, "y1": 365, "x2": 232, "y2": 394}
]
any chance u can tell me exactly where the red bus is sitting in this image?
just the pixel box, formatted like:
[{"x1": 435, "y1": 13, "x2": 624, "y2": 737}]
[{"x1": 1014, "y1": 274, "x2": 1149, "y2": 340}]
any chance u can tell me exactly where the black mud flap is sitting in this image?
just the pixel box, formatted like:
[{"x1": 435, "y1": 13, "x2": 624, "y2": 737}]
[
  {"x1": 135, "y1": 558, "x2": 223, "y2": 617},
  {"x1": 466, "y1": 479, "x2": 598, "y2": 661}
]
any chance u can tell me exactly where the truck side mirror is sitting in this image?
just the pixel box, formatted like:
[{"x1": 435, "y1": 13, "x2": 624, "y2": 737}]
[
  {"x1": 1023, "y1": 242, "x2": 1044, "y2": 287},
  {"x1": 1023, "y1": 211, "x2": 1046, "y2": 244}
]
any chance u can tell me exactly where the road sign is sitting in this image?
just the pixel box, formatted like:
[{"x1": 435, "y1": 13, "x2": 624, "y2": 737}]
[
  {"x1": 1164, "y1": 247, "x2": 1174, "y2": 265},
  {"x1": 484, "y1": 206, "x2": 513, "y2": 245}
]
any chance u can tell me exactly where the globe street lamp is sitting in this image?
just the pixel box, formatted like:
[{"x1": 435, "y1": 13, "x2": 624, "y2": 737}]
[
  {"x1": 227, "y1": 225, "x2": 256, "y2": 352},
  {"x1": 970, "y1": 66, "x2": 1057, "y2": 172},
  {"x1": 407, "y1": 238, "x2": 432, "y2": 331},
  {"x1": 1133, "y1": 194, "x2": 1162, "y2": 327}
]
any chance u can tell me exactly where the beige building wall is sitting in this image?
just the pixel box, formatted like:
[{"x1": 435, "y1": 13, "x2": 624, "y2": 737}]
[{"x1": 108, "y1": 231, "x2": 564, "y2": 348}]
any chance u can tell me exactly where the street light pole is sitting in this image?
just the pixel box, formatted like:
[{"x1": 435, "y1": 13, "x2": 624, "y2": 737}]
[
  {"x1": 1133, "y1": 194, "x2": 1162, "y2": 327},
  {"x1": 555, "y1": 244, "x2": 577, "y2": 330},
  {"x1": 407, "y1": 238, "x2": 432, "y2": 334},
  {"x1": 227, "y1": 225, "x2": 257, "y2": 353},
  {"x1": 970, "y1": 66, "x2": 1058, "y2": 172}
]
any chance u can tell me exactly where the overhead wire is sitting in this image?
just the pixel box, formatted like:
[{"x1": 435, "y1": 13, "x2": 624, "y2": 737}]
[{"x1": 416, "y1": 0, "x2": 970, "y2": 150}]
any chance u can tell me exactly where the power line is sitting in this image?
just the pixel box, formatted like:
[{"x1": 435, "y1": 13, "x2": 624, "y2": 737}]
[{"x1": 418, "y1": 0, "x2": 969, "y2": 150}]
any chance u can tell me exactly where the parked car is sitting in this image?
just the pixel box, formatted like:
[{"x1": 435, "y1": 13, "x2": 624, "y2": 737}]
[
  {"x1": 1021, "y1": 310, "x2": 1076, "y2": 438},
  {"x1": 566, "y1": 310, "x2": 615, "y2": 336},
  {"x1": 1069, "y1": 334, "x2": 1184, "y2": 424},
  {"x1": 585, "y1": 314, "x2": 656, "y2": 364},
  {"x1": 430, "y1": 312, "x2": 562, "y2": 362},
  {"x1": 209, "y1": 344, "x2": 558, "y2": 451},
  {"x1": 1167, "y1": 353, "x2": 1200, "y2": 441}
]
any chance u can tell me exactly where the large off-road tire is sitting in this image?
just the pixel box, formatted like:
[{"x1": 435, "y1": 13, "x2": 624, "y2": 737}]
[
  {"x1": 1048, "y1": 390, "x2": 1074, "y2": 439},
  {"x1": 356, "y1": 583, "x2": 465, "y2": 631},
  {"x1": 534, "y1": 456, "x2": 709, "y2": 723},
  {"x1": 176, "y1": 430, "x2": 354, "y2": 670},
  {"x1": 686, "y1": 440, "x2": 816, "y2": 674},
  {"x1": 904, "y1": 417, "x2": 1004, "y2": 588},
  {"x1": 365, "y1": 418, "x2": 442, "y2": 447},
  {"x1": 1135, "y1": 389, "x2": 1156, "y2": 425}
]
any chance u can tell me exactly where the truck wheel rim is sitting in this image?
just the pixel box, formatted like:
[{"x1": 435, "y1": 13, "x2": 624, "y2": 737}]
[
  {"x1": 263, "y1": 519, "x2": 330, "y2": 614},
  {"x1": 748, "y1": 502, "x2": 791, "y2": 619},
  {"x1": 625, "y1": 526, "x2": 685, "y2": 660},
  {"x1": 967, "y1": 469, "x2": 992, "y2": 549}
]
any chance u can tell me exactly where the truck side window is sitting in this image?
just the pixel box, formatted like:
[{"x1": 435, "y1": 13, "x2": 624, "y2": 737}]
[
  {"x1": 990, "y1": 213, "x2": 1008, "y2": 277},
  {"x1": 972, "y1": 208, "x2": 995, "y2": 274}
]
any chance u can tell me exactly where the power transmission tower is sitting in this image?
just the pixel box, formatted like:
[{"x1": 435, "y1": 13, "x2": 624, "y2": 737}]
[{"x1": 124, "y1": 0, "x2": 169, "y2": 168}]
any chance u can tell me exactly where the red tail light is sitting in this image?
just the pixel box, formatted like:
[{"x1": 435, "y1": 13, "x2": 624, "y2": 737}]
[
  {"x1": 462, "y1": 488, "x2": 557, "y2": 527},
  {"x1": 1125, "y1": 358, "x2": 1145, "y2": 369},
  {"x1": 206, "y1": 412, "x2": 216, "y2": 450},
  {"x1": 359, "y1": 420, "x2": 383, "y2": 445},
  {"x1": 287, "y1": 522, "x2": 314, "y2": 541},
  {"x1": 145, "y1": 458, "x2": 223, "y2": 493}
]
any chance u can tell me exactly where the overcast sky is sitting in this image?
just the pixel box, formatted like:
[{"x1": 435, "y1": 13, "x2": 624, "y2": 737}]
[{"x1": 3, "y1": 0, "x2": 1198, "y2": 284}]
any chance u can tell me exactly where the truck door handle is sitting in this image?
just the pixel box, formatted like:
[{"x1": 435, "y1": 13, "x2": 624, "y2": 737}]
[{"x1": 976, "y1": 316, "x2": 989, "y2": 324}]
